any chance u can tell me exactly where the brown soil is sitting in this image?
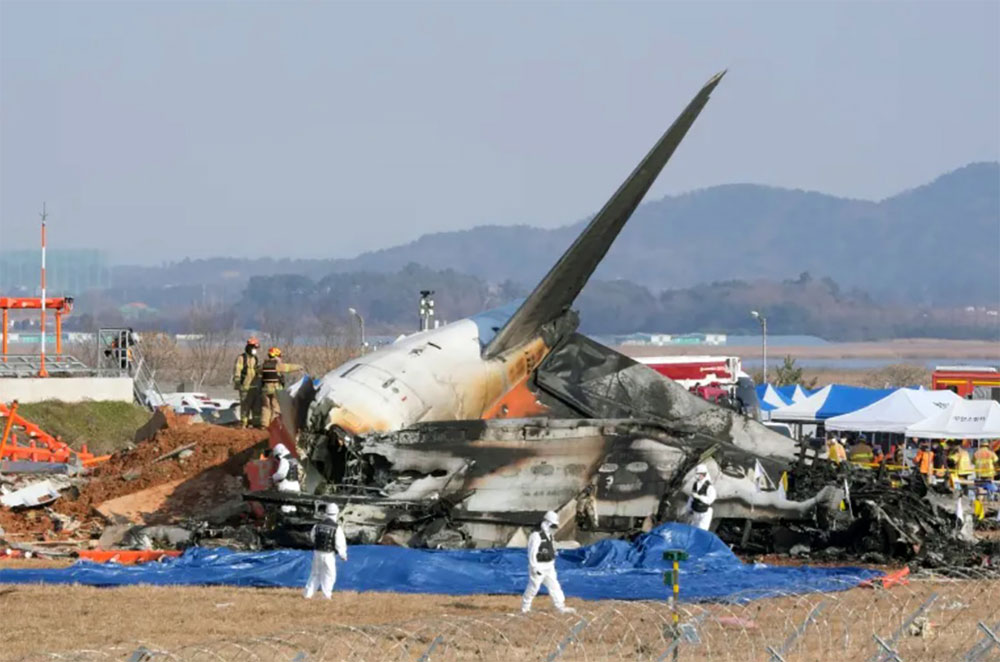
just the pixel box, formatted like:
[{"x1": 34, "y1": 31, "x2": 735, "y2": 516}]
[
  {"x1": 1, "y1": 581, "x2": 994, "y2": 661},
  {"x1": 0, "y1": 410, "x2": 266, "y2": 540}
]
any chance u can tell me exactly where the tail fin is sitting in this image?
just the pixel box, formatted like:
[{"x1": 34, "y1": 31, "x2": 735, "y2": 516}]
[{"x1": 483, "y1": 71, "x2": 726, "y2": 359}]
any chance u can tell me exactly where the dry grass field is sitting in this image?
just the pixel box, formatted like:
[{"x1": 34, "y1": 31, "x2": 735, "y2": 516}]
[{"x1": 1, "y1": 568, "x2": 997, "y2": 661}]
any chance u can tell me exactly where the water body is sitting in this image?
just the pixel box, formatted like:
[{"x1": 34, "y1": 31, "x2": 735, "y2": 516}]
[{"x1": 743, "y1": 357, "x2": 1000, "y2": 370}]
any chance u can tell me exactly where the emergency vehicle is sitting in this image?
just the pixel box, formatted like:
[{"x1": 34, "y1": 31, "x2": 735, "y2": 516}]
[{"x1": 932, "y1": 365, "x2": 1000, "y2": 402}]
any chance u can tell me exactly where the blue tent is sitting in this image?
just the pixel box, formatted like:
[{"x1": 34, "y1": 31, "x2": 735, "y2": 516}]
[
  {"x1": 756, "y1": 384, "x2": 794, "y2": 412},
  {"x1": 0, "y1": 524, "x2": 878, "y2": 603},
  {"x1": 770, "y1": 385, "x2": 897, "y2": 422},
  {"x1": 775, "y1": 384, "x2": 816, "y2": 403}
]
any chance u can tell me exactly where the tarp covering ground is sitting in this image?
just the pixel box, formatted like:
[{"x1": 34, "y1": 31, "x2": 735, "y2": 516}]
[{"x1": 0, "y1": 524, "x2": 880, "y2": 603}]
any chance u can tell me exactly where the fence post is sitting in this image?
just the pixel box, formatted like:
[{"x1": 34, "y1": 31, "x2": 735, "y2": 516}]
[
  {"x1": 868, "y1": 593, "x2": 938, "y2": 662},
  {"x1": 963, "y1": 621, "x2": 1000, "y2": 662},
  {"x1": 546, "y1": 618, "x2": 589, "y2": 662},
  {"x1": 766, "y1": 600, "x2": 827, "y2": 662},
  {"x1": 417, "y1": 635, "x2": 443, "y2": 662}
]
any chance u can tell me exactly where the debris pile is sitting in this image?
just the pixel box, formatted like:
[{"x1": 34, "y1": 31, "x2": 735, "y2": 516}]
[
  {"x1": 716, "y1": 460, "x2": 1000, "y2": 570},
  {"x1": 0, "y1": 407, "x2": 266, "y2": 549}
]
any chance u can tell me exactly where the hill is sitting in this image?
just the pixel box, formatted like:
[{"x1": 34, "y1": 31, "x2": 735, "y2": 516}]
[{"x1": 324, "y1": 162, "x2": 999, "y2": 305}]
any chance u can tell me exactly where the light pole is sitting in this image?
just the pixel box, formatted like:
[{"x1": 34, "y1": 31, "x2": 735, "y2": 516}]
[
  {"x1": 348, "y1": 307, "x2": 365, "y2": 354},
  {"x1": 750, "y1": 310, "x2": 767, "y2": 385}
]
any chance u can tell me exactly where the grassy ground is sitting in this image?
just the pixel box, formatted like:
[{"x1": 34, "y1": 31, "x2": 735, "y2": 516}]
[{"x1": 15, "y1": 400, "x2": 151, "y2": 455}]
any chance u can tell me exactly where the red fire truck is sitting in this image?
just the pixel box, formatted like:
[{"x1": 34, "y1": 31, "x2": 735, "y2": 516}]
[
  {"x1": 932, "y1": 365, "x2": 1000, "y2": 402},
  {"x1": 636, "y1": 355, "x2": 760, "y2": 416}
]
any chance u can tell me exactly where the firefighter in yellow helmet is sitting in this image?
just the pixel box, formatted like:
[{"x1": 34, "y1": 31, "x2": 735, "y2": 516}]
[
  {"x1": 233, "y1": 337, "x2": 261, "y2": 428},
  {"x1": 260, "y1": 347, "x2": 304, "y2": 428}
]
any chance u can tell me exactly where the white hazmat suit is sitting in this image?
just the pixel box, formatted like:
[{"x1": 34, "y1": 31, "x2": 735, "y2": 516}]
[
  {"x1": 521, "y1": 511, "x2": 574, "y2": 614},
  {"x1": 304, "y1": 503, "x2": 348, "y2": 599},
  {"x1": 685, "y1": 464, "x2": 717, "y2": 531},
  {"x1": 272, "y1": 443, "x2": 301, "y2": 514}
]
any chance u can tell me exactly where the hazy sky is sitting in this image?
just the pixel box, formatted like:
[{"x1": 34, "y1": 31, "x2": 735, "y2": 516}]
[{"x1": 1, "y1": 1, "x2": 998, "y2": 264}]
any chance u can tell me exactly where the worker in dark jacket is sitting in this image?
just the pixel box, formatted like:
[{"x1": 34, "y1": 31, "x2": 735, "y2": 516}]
[{"x1": 259, "y1": 347, "x2": 303, "y2": 428}]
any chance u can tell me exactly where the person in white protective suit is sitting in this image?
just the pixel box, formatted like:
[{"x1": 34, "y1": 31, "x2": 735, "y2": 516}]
[
  {"x1": 272, "y1": 443, "x2": 301, "y2": 514},
  {"x1": 685, "y1": 463, "x2": 717, "y2": 531},
  {"x1": 521, "y1": 510, "x2": 575, "y2": 614},
  {"x1": 304, "y1": 502, "x2": 348, "y2": 599}
]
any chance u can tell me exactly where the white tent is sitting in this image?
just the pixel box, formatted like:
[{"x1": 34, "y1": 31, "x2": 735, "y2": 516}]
[
  {"x1": 826, "y1": 389, "x2": 961, "y2": 433},
  {"x1": 790, "y1": 385, "x2": 812, "y2": 404},
  {"x1": 905, "y1": 399, "x2": 1000, "y2": 439}
]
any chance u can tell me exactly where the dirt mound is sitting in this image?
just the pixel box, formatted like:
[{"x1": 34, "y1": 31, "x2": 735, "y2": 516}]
[{"x1": 1, "y1": 410, "x2": 266, "y2": 539}]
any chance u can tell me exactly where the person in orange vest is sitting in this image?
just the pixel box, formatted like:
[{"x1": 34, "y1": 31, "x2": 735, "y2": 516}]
[{"x1": 914, "y1": 440, "x2": 934, "y2": 483}]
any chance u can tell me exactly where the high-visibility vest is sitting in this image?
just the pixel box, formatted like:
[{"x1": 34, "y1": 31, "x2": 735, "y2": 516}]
[
  {"x1": 849, "y1": 443, "x2": 874, "y2": 464},
  {"x1": 828, "y1": 442, "x2": 847, "y2": 463},
  {"x1": 956, "y1": 450, "x2": 975, "y2": 478},
  {"x1": 915, "y1": 449, "x2": 933, "y2": 476},
  {"x1": 974, "y1": 447, "x2": 997, "y2": 479}
]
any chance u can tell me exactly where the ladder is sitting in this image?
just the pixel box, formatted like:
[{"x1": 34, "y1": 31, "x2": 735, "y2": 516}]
[{"x1": 96, "y1": 328, "x2": 164, "y2": 410}]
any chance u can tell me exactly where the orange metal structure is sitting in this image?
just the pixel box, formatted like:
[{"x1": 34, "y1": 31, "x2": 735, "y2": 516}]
[
  {"x1": 0, "y1": 400, "x2": 108, "y2": 466},
  {"x1": 0, "y1": 296, "x2": 74, "y2": 364}
]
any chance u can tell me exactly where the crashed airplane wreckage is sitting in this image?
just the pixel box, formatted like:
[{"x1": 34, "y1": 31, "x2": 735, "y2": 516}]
[{"x1": 246, "y1": 71, "x2": 841, "y2": 549}]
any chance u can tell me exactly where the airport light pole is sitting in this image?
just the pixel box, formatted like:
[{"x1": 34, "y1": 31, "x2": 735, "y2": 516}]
[
  {"x1": 750, "y1": 310, "x2": 767, "y2": 385},
  {"x1": 348, "y1": 307, "x2": 365, "y2": 354}
]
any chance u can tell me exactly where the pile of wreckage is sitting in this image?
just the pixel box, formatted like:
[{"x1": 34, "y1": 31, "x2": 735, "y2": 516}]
[
  {"x1": 1, "y1": 405, "x2": 267, "y2": 560},
  {"x1": 1, "y1": 399, "x2": 998, "y2": 573}
]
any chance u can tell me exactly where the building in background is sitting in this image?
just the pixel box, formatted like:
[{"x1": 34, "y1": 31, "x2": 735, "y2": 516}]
[{"x1": 0, "y1": 249, "x2": 112, "y2": 294}]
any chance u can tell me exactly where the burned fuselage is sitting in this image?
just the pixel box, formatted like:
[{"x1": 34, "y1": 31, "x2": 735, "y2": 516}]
[
  {"x1": 307, "y1": 418, "x2": 837, "y2": 548},
  {"x1": 254, "y1": 72, "x2": 842, "y2": 547}
]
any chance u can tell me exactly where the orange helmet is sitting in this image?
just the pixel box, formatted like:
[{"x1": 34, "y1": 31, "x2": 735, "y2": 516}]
[
  {"x1": 268, "y1": 347, "x2": 281, "y2": 358},
  {"x1": 246, "y1": 336, "x2": 260, "y2": 347}
]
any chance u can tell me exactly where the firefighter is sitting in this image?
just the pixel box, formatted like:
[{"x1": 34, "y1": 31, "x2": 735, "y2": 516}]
[
  {"x1": 303, "y1": 502, "x2": 348, "y2": 599},
  {"x1": 233, "y1": 337, "x2": 261, "y2": 428},
  {"x1": 974, "y1": 442, "x2": 997, "y2": 483},
  {"x1": 259, "y1": 347, "x2": 304, "y2": 428},
  {"x1": 848, "y1": 435, "x2": 875, "y2": 466},
  {"x1": 521, "y1": 510, "x2": 574, "y2": 614}
]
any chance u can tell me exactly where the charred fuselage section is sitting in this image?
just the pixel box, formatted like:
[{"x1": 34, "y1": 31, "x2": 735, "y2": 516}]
[{"x1": 289, "y1": 417, "x2": 836, "y2": 548}]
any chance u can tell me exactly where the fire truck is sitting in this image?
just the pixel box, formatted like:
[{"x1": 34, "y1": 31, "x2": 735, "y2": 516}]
[
  {"x1": 932, "y1": 365, "x2": 1000, "y2": 402},
  {"x1": 636, "y1": 355, "x2": 761, "y2": 418}
]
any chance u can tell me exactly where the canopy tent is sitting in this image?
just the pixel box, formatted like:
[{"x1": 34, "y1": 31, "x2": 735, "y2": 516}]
[
  {"x1": 756, "y1": 384, "x2": 793, "y2": 412},
  {"x1": 905, "y1": 399, "x2": 1000, "y2": 440},
  {"x1": 776, "y1": 385, "x2": 814, "y2": 404},
  {"x1": 770, "y1": 385, "x2": 897, "y2": 422},
  {"x1": 825, "y1": 389, "x2": 962, "y2": 433}
]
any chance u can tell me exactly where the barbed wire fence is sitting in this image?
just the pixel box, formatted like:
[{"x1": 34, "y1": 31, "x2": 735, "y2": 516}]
[{"x1": 18, "y1": 571, "x2": 1000, "y2": 662}]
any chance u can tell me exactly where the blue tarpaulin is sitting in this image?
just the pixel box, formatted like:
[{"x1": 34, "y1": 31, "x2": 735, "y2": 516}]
[{"x1": 0, "y1": 524, "x2": 878, "y2": 603}]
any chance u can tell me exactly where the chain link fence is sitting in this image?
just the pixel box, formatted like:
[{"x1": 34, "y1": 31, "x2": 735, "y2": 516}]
[{"x1": 18, "y1": 571, "x2": 1000, "y2": 662}]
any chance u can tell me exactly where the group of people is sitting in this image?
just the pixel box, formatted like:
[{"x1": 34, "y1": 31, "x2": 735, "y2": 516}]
[
  {"x1": 298, "y1": 498, "x2": 576, "y2": 614},
  {"x1": 826, "y1": 432, "x2": 1000, "y2": 492},
  {"x1": 233, "y1": 337, "x2": 302, "y2": 428}
]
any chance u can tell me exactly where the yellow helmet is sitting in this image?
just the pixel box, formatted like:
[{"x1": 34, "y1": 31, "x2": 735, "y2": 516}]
[{"x1": 268, "y1": 347, "x2": 281, "y2": 358}]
